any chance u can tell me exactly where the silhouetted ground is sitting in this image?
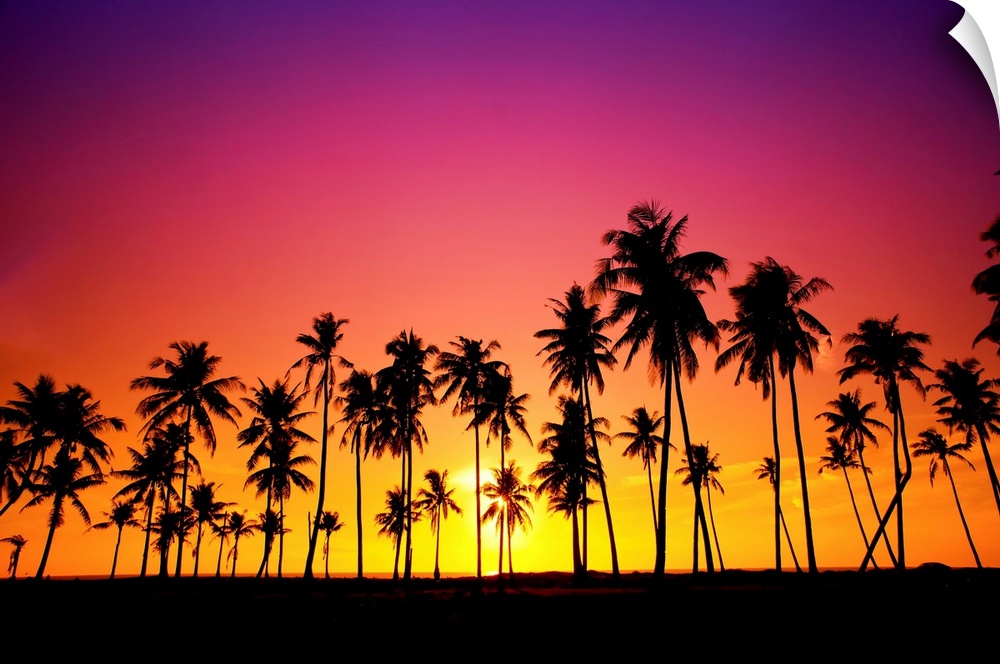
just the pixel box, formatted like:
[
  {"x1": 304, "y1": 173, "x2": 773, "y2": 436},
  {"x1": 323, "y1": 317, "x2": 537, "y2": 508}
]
[{"x1": 4, "y1": 567, "x2": 995, "y2": 655}]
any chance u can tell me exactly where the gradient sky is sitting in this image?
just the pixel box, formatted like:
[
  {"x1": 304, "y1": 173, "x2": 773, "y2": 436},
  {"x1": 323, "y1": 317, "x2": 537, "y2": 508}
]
[{"x1": 2, "y1": 0, "x2": 999, "y2": 578}]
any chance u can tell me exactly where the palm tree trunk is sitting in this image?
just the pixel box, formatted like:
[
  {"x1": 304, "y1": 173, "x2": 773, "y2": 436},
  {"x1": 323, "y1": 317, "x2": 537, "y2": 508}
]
[
  {"x1": 474, "y1": 397, "x2": 483, "y2": 581},
  {"x1": 646, "y1": 461, "x2": 657, "y2": 540},
  {"x1": 174, "y1": 406, "x2": 194, "y2": 578},
  {"x1": 583, "y1": 379, "x2": 620, "y2": 578},
  {"x1": 35, "y1": 502, "x2": 60, "y2": 579},
  {"x1": 787, "y1": 368, "x2": 817, "y2": 573},
  {"x1": 572, "y1": 502, "x2": 583, "y2": 580},
  {"x1": 231, "y1": 534, "x2": 240, "y2": 578},
  {"x1": 193, "y1": 524, "x2": 203, "y2": 578},
  {"x1": 674, "y1": 367, "x2": 714, "y2": 573},
  {"x1": 707, "y1": 487, "x2": 724, "y2": 572},
  {"x1": 841, "y1": 467, "x2": 874, "y2": 565},
  {"x1": 433, "y1": 511, "x2": 441, "y2": 580},
  {"x1": 140, "y1": 490, "x2": 155, "y2": 578},
  {"x1": 403, "y1": 436, "x2": 414, "y2": 581},
  {"x1": 778, "y1": 506, "x2": 802, "y2": 572},
  {"x1": 304, "y1": 369, "x2": 331, "y2": 579},
  {"x1": 111, "y1": 528, "x2": 123, "y2": 580},
  {"x1": 653, "y1": 359, "x2": 675, "y2": 577},
  {"x1": 945, "y1": 460, "x2": 983, "y2": 568},
  {"x1": 768, "y1": 355, "x2": 782, "y2": 572},
  {"x1": 974, "y1": 424, "x2": 1000, "y2": 518},
  {"x1": 857, "y1": 446, "x2": 898, "y2": 566},
  {"x1": 215, "y1": 529, "x2": 225, "y2": 578},
  {"x1": 354, "y1": 428, "x2": 364, "y2": 579}
]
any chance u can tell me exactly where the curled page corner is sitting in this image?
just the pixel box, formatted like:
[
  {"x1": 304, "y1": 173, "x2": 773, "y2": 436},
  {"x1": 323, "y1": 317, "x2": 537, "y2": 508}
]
[{"x1": 949, "y1": 1, "x2": 1000, "y2": 131}]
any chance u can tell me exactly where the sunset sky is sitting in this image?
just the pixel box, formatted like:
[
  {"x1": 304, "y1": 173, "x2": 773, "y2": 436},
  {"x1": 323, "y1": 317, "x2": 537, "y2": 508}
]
[{"x1": 2, "y1": 0, "x2": 999, "y2": 578}]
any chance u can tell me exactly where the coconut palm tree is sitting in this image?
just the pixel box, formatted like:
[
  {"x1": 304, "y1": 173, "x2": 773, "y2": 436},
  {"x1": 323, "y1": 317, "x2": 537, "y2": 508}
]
[
  {"x1": 374, "y1": 485, "x2": 414, "y2": 580},
  {"x1": 715, "y1": 257, "x2": 831, "y2": 574},
  {"x1": 481, "y1": 462, "x2": 535, "y2": 587},
  {"x1": 318, "y1": 510, "x2": 344, "y2": 579},
  {"x1": 839, "y1": 315, "x2": 930, "y2": 571},
  {"x1": 675, "y1": 443, "x2": 725, "y2": 572},
  {"x1": 0, "y1": 375, "x2": 62, "y2": 517},
  {"x1": 414, "y1": 469, "x2": 463, "y2": 580},
  {"x1": 615, "y1": 407, "x2": 668, "y2": 539},
  {"x1": 912, "y1": 429, "x2": 982, "y2": 567},
  {"x1": 2, "y1": 534, "x2": 26, "y2": 578},
  {"x1": 375, "y1": 329, "x2": 438, "y2": 582},
  {"x1": 818, "y1": 435, "x2": 873, "y2": 559},
  {"x1": 130, "y1": 340, "x2": 244, "y2": 577},
  {"x1": 87, "y1": 499, "x2": 142, "y2": 579},
  {"x1": 589, "y1": 199, "x2": 729, "y2": 577},
  {"x1": 928, "y1": 358, "x2": 1000, "y2": 519},
  {"x1": 972, "y1": 215, "x2": 1000, "y2": 351},
  {"x1": 754, "y1": 457, "x2": 801, "y2": 572},
  {"x1": 223, "y1": 510, "x2": 257, "y2": 578},
  {"x1": 815, "y1": 389, "x2": 895, "y2": 566},
  {"x1": 288, "y1": 312, "x2": 351, "y2": 579},
  {"x1": 433, "y1": 336, "x2": 508, "y2": 581},
  {"x1": 188, "y1": 481, "x2": 232, "y2": 578},
  {"x1": 535, "y1": 282, "x2": 620, "y2": 578}
]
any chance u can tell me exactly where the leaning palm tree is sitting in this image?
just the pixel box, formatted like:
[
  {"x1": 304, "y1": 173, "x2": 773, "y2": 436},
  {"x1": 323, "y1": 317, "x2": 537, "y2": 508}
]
[
  {"x1": 928, "y1": 358, "x2": 1000, "y2": 519},
  {"x1": 675, "y1": 443, "x2": 725, "y2": 572},
  {"x1": 818, "y1": 435, "x2": 873, "y2": 560},
  {"x1": 188, "y1": 480, "x2": 232, "y2": 578},
  {"x1": 0, "y1": 374, "x2": 62, "y2": 517},
  {"x1": 481, "y1": 461, "x2": 535, "y2": 587},
  {"x1": 912, "y1": 428, "x2": 982, "y2": 568},
  {"x1": 590, "y1": 199, "x2": 729, "y2": 577},
  {"x1": 716, "y1": 257, "x2": 831, "y2": 574},
  {"x1": 754, "y1": 457, "x2": 801, "y2": 573},
  {"x1": 288, "y1": 312, "x2": 351, "y2": 579},
  {"x1": 535, "y1": 282, "x2": 620, "y2": 578},
  {"x1": 87, "y1": 499, "x2": 142, "y2": 579},
  {"x1": 615, "y1": 407, "x2": 668, "y2": 540},
  {"x1": 318, "y1": 510, "x2": 344, "y2": 579},
  {"x1": 2, "y1": 534, "x2": 27, "y2": 578},
  {"x1": 972, "y1": 215, "x2": 1000, "y2": 351},
  {"x1": 414, "y1": 469, "x2": 463, "y2": 580},
  {"x1": 130, "y1": 340, "x2": 244, "y2": 577},
  {"x1": 433, "y1": 336, "x2": 508, "y2": 581},
  {"x1": 839, "y1": 315, "x2": 930, "y2": 570}
]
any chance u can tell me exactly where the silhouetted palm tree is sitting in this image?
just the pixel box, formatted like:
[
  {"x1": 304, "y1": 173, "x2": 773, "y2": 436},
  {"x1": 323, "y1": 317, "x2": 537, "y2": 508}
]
[
  {"x1": 374, "y1": 485, "x2": 413, "y2": 580},
  {"x1": 0, "y1": 431, "x2": 20, "y2": 517},
  {"x1": 87, "y1": 499, "x2": 142, "y2": 579},
  {"x1": 2, "y1": 534, "x2": 26, "y2": 578},
  {"x1": 912, "y1": 429, "x2": 982, "y2": 568},
  {"x1": 476, "y1": 373, "x2": 532, "y2": 469},
  {"x1": 590, "y1": 199, "x2": 729, "y2": 576},
  {"x1": 754, "y1": 457, "x2": 801, "y2": 573},
  {"x1": 615, "y1": 407, "x2": 668, "y2": 540},
  {"x1": 675, "y1": 443, "x2": 725, "y2": 572},
  {"x1": 318, "y1": 510, "x2": 344, "y2": 579},
  {"x1": 188, "y1": 480, "x2": 232, "y2": 578},
  {"x1": 131, "y1": 340, "x2": 243, "y2": 577},
  {"x1": 972, "y1": 215, "x2": 1000, "y2": 351},
  {"x1": 482, "y1": 462, "x2": 534, "y2": 586},
  {"x1": 839, "y1": 315, "x2": 930, "y2": 570},
  {"x1": 433, "y1": 336, "x2": 507, "y2": 581},
  {"x1": 288, "y1": 312, "x2": 352, "y2": 579},
  {"x1": 535, "y1": 283, "x2": 620, "y2": 577},
  {"x1": 818, "y1": 435, "x2": 873, "y2": 559},
  {"x1": 0, "y1": 375, "x2": 61, "y2": 517},
  {"x1": 716, "y1": 257, "x2": 830, "y2": 574},
  {"x1": 223, "y1": 510, "x2": 256, "y2": 578},
  {"x1": 414, "y1": 469, "x2": 463, "y2": 580},
  {"x1": 928, "y1": 358, "x2": 1000, "y2": 519}
]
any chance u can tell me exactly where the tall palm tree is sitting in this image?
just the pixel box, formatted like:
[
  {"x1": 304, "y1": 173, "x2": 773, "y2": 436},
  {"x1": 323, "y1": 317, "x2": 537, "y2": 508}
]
[
  {"x1": 839, "y1": 315, "x2": 930, "y2": 570},
  {"x1": 535, "y1": 282, "x2": 620, "y2": 577},
  {"x1": 590, "y1": 199, "x2": 729, "y2": 577},
  {"x1": 912, "y1": 429, "x2": 982, "y2": 568},
  {"x1": 928, "y1": 358, "x2": 1000, "y2": 519},
  {"x1": 481, "y1": 461, "x2": 535, "y2": 586},
  {"x1": 972, "y1": 215, "x2": 1000, "y2": 351},
  {"x1": 130, "y1": 340, "x2": 244, "y2": 577},
  {"x1": 288, "y1": 312, "x2": 351, "y2": 579},
  {"x1": 815, "y1": 389, "x2": 895, "y2": 565},
  {"x1": 716, "y1": 257, "x2": 831, "y2": 574},
  {"x1": 375, "y1": 329, "x2": 438, "y2": 582},
  {"x1": 433, "y1": 336, "x2": 507, "y2": 581},
  {"x1": 818, "y1": 435, "x2": 873, "y2": 560},
  {"x1": 318, "y1": 510, "x2": 344, "y2": 579},
  {"x1": 675, "y1": 443, "x2": 725, "y2": 572},
  {"x1": 0, "y1": 375, "x2": 62, "y2": 517},
  {"x1": 615, "y1": 406, "x2": 668, "y2": 540},
  {"x1": 188, "y1": 480, "x2": 232, "y2": 578},
  {"x1": 414, "y1": 469, "x2": 463, "y2": 580},
  {"x1": 86, "y1": 499, "x2": 142, "y2": 579},
  {"x1": 754, "y1": 457, "x2": 802, "y2": 572},
  {"x1": 2, "y1": 534, "x2": 26, "y2": 578}
]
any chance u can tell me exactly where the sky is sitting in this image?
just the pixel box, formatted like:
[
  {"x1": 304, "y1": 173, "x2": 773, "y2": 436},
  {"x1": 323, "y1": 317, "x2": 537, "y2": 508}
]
[{"x1": 1, "y1": 0, "x2": 999, "y2": 579}]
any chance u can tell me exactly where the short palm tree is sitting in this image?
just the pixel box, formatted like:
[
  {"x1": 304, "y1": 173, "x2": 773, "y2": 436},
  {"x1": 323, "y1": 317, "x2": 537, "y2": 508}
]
[
  {"x1": 912, "y1": 429, "x2": 982, "y2": 568},
  {"x1": 130, "y1": 340, "x2": 244, "y2": 577},
  {"x1": 615, "y1": 406, "x2": 668, "y2": 540},
  {"x1": 374, "y1": 485, "x2": 417, "y2": 579},
  {"x1": 288, "y1": 312, "x2": 352, "y2": 579},
  {"x1": 317, "y1": 510, "x2": 344, "y2": 579},
  {"x1": 675, "y1": 443, "x2": 725, "y2": 572},
  {"x1": 87, "y1": 499, "x2": 142, "y2": 579},
  {"x1": 818, "y1": 435, "x2": 873, "y2": 560},
  {"x1": 754, "y1": 457, "x2": 801, "y2": 572},
  {"x1": 188, "y1": 481, "x2": 232, "y2": 578},
  {"x1": 224, "y1": 510, "x2": 257, "y2": 578},
  {"x1": 481, "y1": 462, "x2": 535, "y2": 585},
  {"x1": 414, "y1": 469, "x2": 463, "y2": 580},
  {"x1": 2, "y1": 534, "x2": 27, "y2": 578}
]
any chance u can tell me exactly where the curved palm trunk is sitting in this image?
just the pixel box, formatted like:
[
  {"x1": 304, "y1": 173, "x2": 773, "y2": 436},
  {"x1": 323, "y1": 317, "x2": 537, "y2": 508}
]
[
  {"x1": 256, "y1": 485, "x2": 274, "y2": 579},
  {"x1": 432, "y1": 510, "x2": 441, "y2": 580},
  {"x1": 857, "y1": 446, "x2": 898, "y2": 567},
  {"x1": 786, "y1": 368, "x2": 817, "y2": 573},
  {"x1": 944, "y1": 459, "x2": 983, "y2": 568},
  {"x1": 707, "y1": 487, "x2": 724, "y2": 572},
  {"x1": 193, "y1": 524, "x2": 204, "y2": 578},
  {"x1": 304, "y1": 370, "x2": 332, "y2": 579},
  {"x1": 582, "y1": 379, "x2": 620, "y2": 578},
  {"x1": 674, "y1": 368, "x2": 714, "y2": 573},
  {"x1": 404, "y1": 440, "x2": 414, "y2": 581},
  {"x1": 646, "y1": 460, "x2": 657, "y2": 539},
  {"x1": 325, "y1": 532, "x2": 332, "y2": 579},
  {"x1": 215, "y1": 530, "x2": 225, "y2": 578},
  {"x1": 354, "y1": 427, "x2": 364, "y2": 579},
  {"x1": 840, "y1": 466, "x2": 873, "y2": 561},
  {"x1": 768, "y1": 355, "x2": 782, "y2": 572},
  {"x1": 572, "y1": 502, "x2": 583, "y2": 581},
  {"x1": 653, "y1": 359, "x2": 675, "y2": 577},
  {"x1": 35, "y1": 498, "x2": 62, "y2": 579},
  {"x1": 778, "y1": 506, "x2": 802, "y2": 572},
  {"x1": 110, "y1": 527, "x2": 123, "y2": 579},
  {"x1": 231, "y1": 533, "x2": 241, "y2": 578},
  {"x1": 140, "y1": 489, "x2": 155, "y2": 578},
  {"x1": 174, "y1": 406, "x2": 194, "y2": 578},
  {"x1": 277, "y1": 502, "x2": 285, "y2": 579},
  {"x1": 974, "y1": 423, "x2": 1000, "y2": 518}
]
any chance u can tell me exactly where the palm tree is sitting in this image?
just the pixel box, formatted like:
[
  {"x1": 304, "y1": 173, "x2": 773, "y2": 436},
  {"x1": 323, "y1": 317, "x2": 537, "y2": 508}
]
[
  {"x1": 476, "y1": 373, "x2": 532, "y2": 470},
  {"x1": 928, "y1": 358, "x2": 1000, "y2": 519},
  {"x1": 715, "y1": 257, "x2": 831, "y2": 574},
  {"x1": 815, "y1": 389, "x2": 895, "y2": 565},
  {"x1": 590, "y1": 199, "x2": 729, "y2": 577},
  {"x1": 0, "y1": 375, "x2": 62, "y2": 517},
  {"x1": 675, "y1": 443, "x2": 725, "y2": 572},
  {"x1": 375, "y1": 329, "x2": 438, "y2": 582},
  {"x1": 433, "y1": 336, "x2": 507, "y2": 581},
  {"x1": 0, "y1": 430, "x2": 20, "y2": 517},
  {"x1": 481, "y1": 461, "x2": 535, "y2": 586},
  {"x1": 223, "y1": 510, "x2": 257, "y2": 578},
  {"x1": 912, "y1": 429, "x2": 982, "y2": 567},
  {"x1": 51, "y1": 384, "x2": 125, "y2": 475},
  {"x1": 374, "y1": 485, "x2": 413, "y2": 579},
  {"x1": 839, "y1": 315, "x2": 930, "y2": 570},
  {"x1": 87, "y1": 499, "x2": 142, "y2": 579},
  {"x1": 337, "y1": 369, "x2": 383, "y2": 579},
  {"x1": 2, "y1": 534, "x2": 26, "y2": 578},
  {"x1": 972, "y1": 215, "x2": 1000, "y2": 351},
  {"x1": 149, "y1": 504, "x2": 194, "y2": 577},
  {"x1": 288, "y1": 312, "x2": 351, "y2": 579},
  {"x1": 818, "y1": 435, "x2": 873, "y2": 559},
  {"x1": 414, "y1": 469, "x2": 463, "y2": 580},
  {"x1": 188, "y1": 481, "x2": 232, "y2": 578},
  {"x1": 318, "y1": 510, "x2": 344, "y2": 579},
  {"x1": 130, "y1": 340, "x2": 244, "y2": 577},
  {"x1": 535, "y1": 282, "x2": 620, "y2": 577},
  {"x1": 615, "y1": 406, "x2": 668, "y2": 540},
  {"x1": 754, "y1": 457, "x2": 801, "y2": 572}
]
